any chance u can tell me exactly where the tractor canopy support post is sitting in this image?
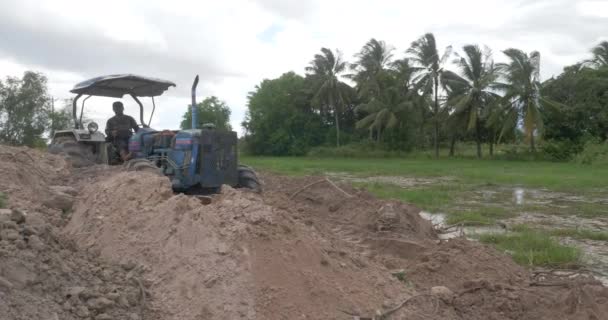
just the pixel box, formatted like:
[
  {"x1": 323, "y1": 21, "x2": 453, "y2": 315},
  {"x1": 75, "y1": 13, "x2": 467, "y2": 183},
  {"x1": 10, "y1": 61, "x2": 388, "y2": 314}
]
[
  {"x1": 191, "y1": 75, "x2": 199, "y2": 129},
  {"x1": 72, "y1": 94, "x2": 83, "y2": 129},
  {"x1": 130, "y1": 93, "x2": 148, "y2": 128}
]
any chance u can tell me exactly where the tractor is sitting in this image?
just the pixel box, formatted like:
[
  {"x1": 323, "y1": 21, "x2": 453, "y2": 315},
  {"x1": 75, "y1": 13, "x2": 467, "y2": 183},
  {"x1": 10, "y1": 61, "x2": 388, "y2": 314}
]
[{"x1": 49, "y1": 74, "x2": 261, "y2": 193}]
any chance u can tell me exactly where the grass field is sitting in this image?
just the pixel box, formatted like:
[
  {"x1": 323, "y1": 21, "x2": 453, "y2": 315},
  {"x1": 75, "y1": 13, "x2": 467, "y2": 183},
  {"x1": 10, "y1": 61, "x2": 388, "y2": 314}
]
[
  {"x1": 243, "y1": 156, "x2": 607, "y2": 190},
  {"x1": 244, "y1": 156, "x2": 608, "y2": 268}
]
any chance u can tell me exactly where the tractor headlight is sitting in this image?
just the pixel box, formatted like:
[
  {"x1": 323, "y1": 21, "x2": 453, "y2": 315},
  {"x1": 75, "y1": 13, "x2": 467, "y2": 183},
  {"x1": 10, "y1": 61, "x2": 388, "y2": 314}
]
[{"x1": 87, "y1": 122, "x2": 99, "y2": 133}]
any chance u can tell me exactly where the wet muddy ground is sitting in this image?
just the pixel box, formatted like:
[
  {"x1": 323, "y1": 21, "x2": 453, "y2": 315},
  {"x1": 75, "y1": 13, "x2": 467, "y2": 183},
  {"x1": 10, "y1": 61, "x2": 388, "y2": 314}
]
[{"x1": 329, "y1": 172, "x2": 608, "y2": 285}]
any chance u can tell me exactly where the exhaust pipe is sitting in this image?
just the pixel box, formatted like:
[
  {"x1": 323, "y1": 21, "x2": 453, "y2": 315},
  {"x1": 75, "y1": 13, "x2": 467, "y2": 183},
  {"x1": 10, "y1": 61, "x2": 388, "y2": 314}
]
[{"x1": 191, "y1": 75, "x2": 200, "y2": 129}]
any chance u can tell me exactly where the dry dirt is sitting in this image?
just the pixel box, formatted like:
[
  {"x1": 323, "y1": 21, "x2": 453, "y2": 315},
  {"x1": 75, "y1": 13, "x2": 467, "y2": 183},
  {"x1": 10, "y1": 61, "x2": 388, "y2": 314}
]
[{"x1": 1, "y1": 145, "x2": 608, "y2": 320}]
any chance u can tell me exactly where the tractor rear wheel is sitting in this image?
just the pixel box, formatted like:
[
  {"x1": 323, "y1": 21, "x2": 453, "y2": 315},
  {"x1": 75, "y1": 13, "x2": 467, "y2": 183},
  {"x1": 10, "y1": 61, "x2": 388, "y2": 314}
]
[
  {"x1": 48, "y1": 136, "x2": 95, "y2": 168},
  {"x1": 125, "y1": 159, "x2": 161, "y2": 175},
  {"x1": 237, "y1": 165, "x2": 262, "y2": 193}
]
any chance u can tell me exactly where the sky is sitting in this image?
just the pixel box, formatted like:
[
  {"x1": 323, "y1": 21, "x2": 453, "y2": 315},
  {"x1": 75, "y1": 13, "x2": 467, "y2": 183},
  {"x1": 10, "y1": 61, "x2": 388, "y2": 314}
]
[{"x1": 1, "y1": 0, "x2": 607, "y2": 135}]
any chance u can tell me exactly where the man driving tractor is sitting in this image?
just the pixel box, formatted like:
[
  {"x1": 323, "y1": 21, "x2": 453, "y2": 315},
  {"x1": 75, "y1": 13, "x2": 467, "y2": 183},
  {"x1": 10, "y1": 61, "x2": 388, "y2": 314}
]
[{"x1": 105, "y1": 101, "x2": 139, "y2": 161}]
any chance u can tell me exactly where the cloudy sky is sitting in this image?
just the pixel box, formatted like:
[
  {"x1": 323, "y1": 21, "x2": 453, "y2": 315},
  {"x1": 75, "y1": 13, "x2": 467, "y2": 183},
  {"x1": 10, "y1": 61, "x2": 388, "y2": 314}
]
[{"x1": 1, "y1": 0, "x2": 607, "y2": 134}]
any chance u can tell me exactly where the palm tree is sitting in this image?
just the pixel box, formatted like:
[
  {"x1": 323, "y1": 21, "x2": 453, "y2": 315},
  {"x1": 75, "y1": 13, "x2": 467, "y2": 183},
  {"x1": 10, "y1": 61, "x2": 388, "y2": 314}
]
[
  {"x1": 408, "y1": 33, "x2": 452, "y2": 158},
  {"x1": 496, "y1": 48, "x2": 543, "y2": 152},
  {"x1": 355, "y1": 86, "x2": 409, "y2": 142},
  {"x1": 306, "y1": 48, "x2": 351, "y2": 147},
  {"x1": 349, "y1": 39, "x2": 394, "y2": 100},
  {"x1": 588, "y1": 41, "x2": 608, "y2": 68},
  {"x1": 443, "y1": 45, "x2": 500, "y2": 158}
]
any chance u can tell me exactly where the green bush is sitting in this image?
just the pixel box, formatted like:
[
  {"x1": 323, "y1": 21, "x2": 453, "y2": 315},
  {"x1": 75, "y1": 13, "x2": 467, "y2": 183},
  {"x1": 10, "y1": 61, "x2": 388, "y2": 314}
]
[
  {"x1": 575, "y1": 139, "x2": 608, "y2": 165},
  {"x1": 541, "y1": 139, "x2": 582, "y2": 161}
]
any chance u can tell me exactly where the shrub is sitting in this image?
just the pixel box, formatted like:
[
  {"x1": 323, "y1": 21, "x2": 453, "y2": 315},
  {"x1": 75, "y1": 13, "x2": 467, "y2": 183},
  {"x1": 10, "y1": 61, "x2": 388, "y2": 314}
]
[{"x1": 574, "y1": 139, "x2": 608, "y2": 165}]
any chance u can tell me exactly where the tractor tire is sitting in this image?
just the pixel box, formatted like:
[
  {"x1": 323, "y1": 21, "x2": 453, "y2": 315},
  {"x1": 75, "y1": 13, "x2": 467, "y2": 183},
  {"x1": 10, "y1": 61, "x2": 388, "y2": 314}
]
[
  {"x1": 125, "y1": 159, "x2": 161, "y2": 175},
  {"x1": 237, "y1": 165, "x2": 262, "y2": 193},
  {"x1": 48, "y1": 136, "x2": 95, "y2": 168}
]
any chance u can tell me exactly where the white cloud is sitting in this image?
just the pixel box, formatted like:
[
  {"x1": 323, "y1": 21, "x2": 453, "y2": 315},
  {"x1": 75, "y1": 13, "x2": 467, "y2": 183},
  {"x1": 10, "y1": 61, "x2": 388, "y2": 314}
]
[{"x1": 0, "y1": 0, "x2": 606, "y2": 135}]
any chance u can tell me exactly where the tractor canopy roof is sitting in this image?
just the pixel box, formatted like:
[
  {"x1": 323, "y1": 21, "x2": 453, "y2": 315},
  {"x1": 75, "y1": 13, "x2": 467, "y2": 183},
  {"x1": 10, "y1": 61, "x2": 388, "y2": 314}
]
[{"x1": 70, "y1": 74, "x2": 176, "y2": 98}]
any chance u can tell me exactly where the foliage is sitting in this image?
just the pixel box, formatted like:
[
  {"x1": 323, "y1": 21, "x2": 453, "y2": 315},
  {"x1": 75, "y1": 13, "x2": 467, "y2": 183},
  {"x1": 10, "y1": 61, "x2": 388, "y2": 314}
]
[
  {"x1": 407, "y1": 33, "x2": 452, "y2": 158},
  {"x1": 542, "y1": 65, "x2": 608, "y2": 142},
  {"x1": 242, "y1": 72, "x2": 327, "y2": 156},
  {"x1": 49, "y1": 99, "x2": 75, "y2": 138},
  {"x1": 495, "y1": 49, "x2": 545, "y2": 152},
  {"x1": 574, "y1": 139, "x2": 608, "y2": 165},
  {"x1": 306, "y1": 48, "x2": 353, "y2": 147},
  {"x1": 588, "y1": 41, "x2": 608, "y2": 68},
  {"x1": 0, "y1": 71, "x2": 51, "y2": 147},
  {"x1": 444, "y1": 45, "x2": 500, "y2": 158},
  {"x1": 180, "y1": 96, "x2": 232, "y2": 130},
  {"x1": 540, "y1": 139, "x2": 582, "y2": 162}
]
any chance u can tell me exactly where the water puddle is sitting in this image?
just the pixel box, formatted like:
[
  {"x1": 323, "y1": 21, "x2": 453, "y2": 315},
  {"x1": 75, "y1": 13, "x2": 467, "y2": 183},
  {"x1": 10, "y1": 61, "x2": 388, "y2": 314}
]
[
  {"x1": 326, "y1": 172, "x2": 454, "y2": 188},
  {"x1": 419, "y1": 211, "x2": 506, "y2": 240}
]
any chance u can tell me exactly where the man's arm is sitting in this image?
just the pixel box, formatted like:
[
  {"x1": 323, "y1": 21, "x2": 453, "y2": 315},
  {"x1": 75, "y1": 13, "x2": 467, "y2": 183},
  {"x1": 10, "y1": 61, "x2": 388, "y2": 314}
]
[
  {"x1": 130, "y1": 116, "x2": 140, "y2": 132},
  {"x1": 105, "y1": 118, "x2": 113, "y2": 136}
]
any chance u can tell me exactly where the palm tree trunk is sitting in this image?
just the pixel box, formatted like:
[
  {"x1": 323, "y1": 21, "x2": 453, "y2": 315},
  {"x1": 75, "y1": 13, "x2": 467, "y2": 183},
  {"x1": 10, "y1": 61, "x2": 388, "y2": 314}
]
[
  {"x1": 475, "y1": 119, "x2": 482, "y2": 159},
  {"x1": 530, "y1": 133, "x2": 536, "y2": 153},
  {"x1": 434, "y1": 80, "x2": 440, "y2": 158},
  {"x1": 449, "y1": 135, "x2": 457, "y2": 157},
  {"x1": 334, "y1": 109, "x2": 340, "y2": 147},
  {"x1": 489, "y1": 140, "x2": 494, "y2": 157}
]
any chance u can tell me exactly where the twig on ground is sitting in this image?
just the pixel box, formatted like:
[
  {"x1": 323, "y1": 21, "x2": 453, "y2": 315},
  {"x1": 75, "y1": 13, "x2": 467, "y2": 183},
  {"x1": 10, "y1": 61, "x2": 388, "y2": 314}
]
[
  {"x1": 290, "y1": 177, "x2": 354, "y2": 199},
  {"x1": 324, "y1": 177, "x2": 354, "y2": 198},
  {"x1": 137, "y1": 278, "x2": 147, "y2": 320},
  {"x1": 341, "y1": 294, "x2": 434, "y2": 319},
  {"x1": 289, "y1": 179, "x2": 326, "y2": 199},
  {"x1": 379, "y1": 293, "x2": 432, "y2": 319}
]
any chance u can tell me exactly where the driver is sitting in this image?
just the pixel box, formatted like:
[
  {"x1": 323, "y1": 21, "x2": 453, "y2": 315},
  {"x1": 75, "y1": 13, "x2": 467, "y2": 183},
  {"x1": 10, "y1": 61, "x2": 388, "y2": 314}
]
[{"x1": 105, "y1": 101, "x2": 139, "y2": 161}]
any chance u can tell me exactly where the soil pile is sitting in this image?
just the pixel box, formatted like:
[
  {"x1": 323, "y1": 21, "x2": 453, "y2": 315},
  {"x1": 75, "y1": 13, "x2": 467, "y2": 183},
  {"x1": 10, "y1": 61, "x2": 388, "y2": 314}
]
[
  {"x1": 65, "y1": 171, "x2": 415, "y2": 319},
  {"x1": 0, "y1": 145, "x2": 147, "y2": 320},
  {"x1": 2, "y1": 144, "x2": 608, "y2": 320}
]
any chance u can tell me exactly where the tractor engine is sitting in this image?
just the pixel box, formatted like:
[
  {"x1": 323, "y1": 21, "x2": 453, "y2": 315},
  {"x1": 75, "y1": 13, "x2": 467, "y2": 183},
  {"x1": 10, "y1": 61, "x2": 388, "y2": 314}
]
[{"x1": 129, "y1": 128, "x2": 238, "y2": 192}]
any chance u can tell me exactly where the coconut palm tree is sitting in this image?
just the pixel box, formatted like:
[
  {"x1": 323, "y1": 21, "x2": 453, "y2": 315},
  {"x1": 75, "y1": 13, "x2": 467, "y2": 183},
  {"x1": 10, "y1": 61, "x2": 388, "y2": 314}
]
[
  {"x1": 588, "y1": 41, "x2": 608, "y2": 68},
  {"x1": 349, "y1": 39, "x2": 394, "y2": 100},
  {"x1": 443, "y1": 45, "x2": 501, "y2": 158},
  {"x1": 306, "y1": 48, "x2": 351, "y2": 147},
  {"x1": 496, "y1": 48, "x2": 544, "y2": 152},
  {"x1": 355, "y1": 86, "x2": 409, "y2": 142},
  {"x1": 407, "y1": 33, "x2": 452, "y2": 158}
]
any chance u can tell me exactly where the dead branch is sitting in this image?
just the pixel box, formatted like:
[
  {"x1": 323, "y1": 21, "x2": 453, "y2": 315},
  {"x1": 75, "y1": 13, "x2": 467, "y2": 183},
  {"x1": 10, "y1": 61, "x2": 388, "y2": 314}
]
[
  {"x1": 289, "y1": 177, "x2": 354, "y2": 200},
  {"x1": 379, "y1": 293, "x2": 433, "y2": 319},
  {"x1": 289, "y1": 179, "x2": 326, "y2": 199},
  {"x1": 324, "y1": 177, "x2": 354, "y2": 198}
]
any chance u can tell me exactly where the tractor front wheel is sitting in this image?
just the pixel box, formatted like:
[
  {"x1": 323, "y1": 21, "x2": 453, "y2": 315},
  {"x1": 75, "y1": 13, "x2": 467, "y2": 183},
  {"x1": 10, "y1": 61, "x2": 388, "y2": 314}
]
[
  {"x1": 236, "y1": 165, "x2": 262, "y2": 193},
  {"x1": 48, "y1": 136, "x2": 95, "y2": 168},
  {"x1": 125, "y1": 159, "x2": 161, "y2": 175}
]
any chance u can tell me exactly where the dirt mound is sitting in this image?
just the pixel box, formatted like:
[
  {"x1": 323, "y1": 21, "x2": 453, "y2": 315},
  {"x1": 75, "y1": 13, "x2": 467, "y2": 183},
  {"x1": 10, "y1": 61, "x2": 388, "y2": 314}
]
[
  {"x1": 261, "y1": 173, "x2": 608, "y2": 320},
  {"x1": 0, "y1": 145, "x2": 147, "y2": 320},
  {"x1": 65, "y1": 171, "x2": 416, "y2": 319},
  {"x1": 3, "y1": 144, "x2": 608, "y2": 320}
]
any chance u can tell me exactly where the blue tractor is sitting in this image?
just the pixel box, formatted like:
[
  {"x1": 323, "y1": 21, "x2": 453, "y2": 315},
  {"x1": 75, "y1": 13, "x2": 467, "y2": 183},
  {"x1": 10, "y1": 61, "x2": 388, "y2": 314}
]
[{"x1": 49, "y1": 74, "x2": 261, "y2": 193}]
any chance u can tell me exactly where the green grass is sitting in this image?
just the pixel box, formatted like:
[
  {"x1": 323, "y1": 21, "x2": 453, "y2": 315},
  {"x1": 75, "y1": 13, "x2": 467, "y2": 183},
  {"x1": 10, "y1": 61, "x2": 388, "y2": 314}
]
[
  {"x1": 243, "y1": 156, "x2": 608, "y2": 191},
  {"x1": 351, "y1": 182, "x2": 458, "y2": 212},
  {"x1": 446, "y1": 207, "x2": 513, "y2": 226},
  {"x1": 0, "y1": 192, "x2": 6, "y2": 208},
  {"x1": 479, "y1": 226, "x2": 582, "y2": 268}
]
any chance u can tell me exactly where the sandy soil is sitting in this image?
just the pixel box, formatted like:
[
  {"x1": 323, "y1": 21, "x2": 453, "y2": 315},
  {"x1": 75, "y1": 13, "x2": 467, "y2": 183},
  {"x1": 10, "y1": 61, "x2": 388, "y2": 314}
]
[{"x1": 1, "y1": 144, "x2": 608, "y2": 320}]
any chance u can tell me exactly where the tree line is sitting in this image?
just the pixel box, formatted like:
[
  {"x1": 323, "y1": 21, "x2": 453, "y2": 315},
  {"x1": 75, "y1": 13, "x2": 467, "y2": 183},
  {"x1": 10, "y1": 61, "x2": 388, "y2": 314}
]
[
  {"x1": 0, "y1": 72, "x2": 73, "y2": 147},
  {"x1": 243, "y1": 34, "x2": 608, "y2": 158}
]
